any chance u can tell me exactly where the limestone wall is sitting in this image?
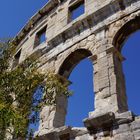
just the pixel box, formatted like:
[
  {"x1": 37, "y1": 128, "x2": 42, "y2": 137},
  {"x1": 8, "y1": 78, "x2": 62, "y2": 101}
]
[
  {"x1": 15, "y1": 0, "x2": 116, "y2": 63},
  {"x1": 11, "y1": 0, "x2": 140, "y2": 139}
]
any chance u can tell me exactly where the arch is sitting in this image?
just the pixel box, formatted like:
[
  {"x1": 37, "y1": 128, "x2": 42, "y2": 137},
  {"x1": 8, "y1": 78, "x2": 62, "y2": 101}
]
[
  {"x1": 58, "y1": 49, "x2": 92, "y2": 78},
  {"x1": 111, "y1": 14, "x2": 140, "y2": 115},
  {"x1": 65, "y1": 58, "x2": 94, "y2": 126},
  {"x1": 122, "y1": 31, "x2": 140, "y2": 115},
  {"x1": 58, "y1": 48, "x2": 94, "y2": 127},
  {"x1": 113, "y1": 15, "x2": 140, "y2": 51}
]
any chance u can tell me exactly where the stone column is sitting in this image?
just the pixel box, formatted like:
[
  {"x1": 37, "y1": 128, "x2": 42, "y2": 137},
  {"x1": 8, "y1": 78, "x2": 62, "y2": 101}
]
[
  {"x1": 88, "y1": 28, "x2": 128, "y2": 117},
  {"x1": 84, "y1": 39, "x2": 129, "y2": 135},
  {"x1": 106, "y1": 45, "x2": 128, "y2": 113},
  {"x1": 90, "y1": 42, "x2": 128, "y2": 117},
  {"x1": 35, "y1": 95, "x2": 67, "y2": 137}
]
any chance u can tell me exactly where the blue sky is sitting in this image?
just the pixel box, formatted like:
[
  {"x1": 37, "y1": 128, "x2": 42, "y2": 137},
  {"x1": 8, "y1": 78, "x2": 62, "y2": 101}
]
[
  {"x1": 0, "y1": 0, "x2": 140, "y2": 128},
  {"x1": 0, "y1": 0, "x2": 47, "y2": 38}
]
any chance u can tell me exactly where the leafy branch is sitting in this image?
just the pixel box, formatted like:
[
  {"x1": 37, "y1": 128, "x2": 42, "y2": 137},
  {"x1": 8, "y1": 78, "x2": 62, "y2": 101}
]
[
  {"x1": 0, "y1": 40, "x2": 73, "y2": 139},
  {"x1": 43, "y1": 72, "x2": 73, "y2": 106}
]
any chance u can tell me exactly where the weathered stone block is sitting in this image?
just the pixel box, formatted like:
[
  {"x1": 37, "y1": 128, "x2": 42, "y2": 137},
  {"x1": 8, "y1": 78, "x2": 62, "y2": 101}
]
[{"x1": 84, "y1": 112, "x2": 115, "y2": 134}]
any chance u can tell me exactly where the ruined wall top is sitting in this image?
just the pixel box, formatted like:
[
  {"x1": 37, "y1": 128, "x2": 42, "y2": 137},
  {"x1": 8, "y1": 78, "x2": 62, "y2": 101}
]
[
  {"x1": 12, "y1": 0, "x2": 112, "y2": 47},
  {"x1": 11, "y1": 0, "x2": 140, "y2": 65}
]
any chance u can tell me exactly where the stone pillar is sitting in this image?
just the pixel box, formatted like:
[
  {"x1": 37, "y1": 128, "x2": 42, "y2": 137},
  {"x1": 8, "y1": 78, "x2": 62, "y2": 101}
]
[
  {"x1": 106, "y1": 46, "x2": 128, "y2": 113},
  {"x1": 36, "y1": 95, "x2": 67, "y2": 137},
  {"x1": 90, "y1": 42, "x2": 128, "y2": 117},
  {"x1": 88, "y1": 28, "x2": 128, "y2": 117},
  {"x1": 53, "y1": 95, "x2": 68, "y2": 128},
  {"x1": 84, "y1": 40, "x2": 129, "y2": 136}
]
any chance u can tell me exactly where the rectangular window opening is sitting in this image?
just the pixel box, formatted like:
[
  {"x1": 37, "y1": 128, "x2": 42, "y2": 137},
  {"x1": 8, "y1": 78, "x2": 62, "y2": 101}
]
[
  {"x1": 69, "y1": 0, "x2": 85, "y2": 22},
  {"x1": 34, "y1": 26, "x2": 47, "y2": 48},
  {"x1": 12, "y1": 49, "x2": 21, "y2": 68}
]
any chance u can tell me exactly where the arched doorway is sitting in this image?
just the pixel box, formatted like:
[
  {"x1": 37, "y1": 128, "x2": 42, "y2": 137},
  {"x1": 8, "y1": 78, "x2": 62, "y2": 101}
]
[{"x1": 58, "y1": 49, "x2": 94, "y2": 127}]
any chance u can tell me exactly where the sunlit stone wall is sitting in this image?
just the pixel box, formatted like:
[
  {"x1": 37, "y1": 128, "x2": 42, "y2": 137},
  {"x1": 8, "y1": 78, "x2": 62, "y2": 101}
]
[{"x1": 12, "y1": 0, "x2": 140, "y2": 139}]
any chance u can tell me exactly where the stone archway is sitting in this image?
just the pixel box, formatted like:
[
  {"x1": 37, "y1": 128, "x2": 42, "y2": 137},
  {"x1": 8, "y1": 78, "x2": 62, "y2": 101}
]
[
  {"x1": 58, "y1": 49, "x2": 92, "y2": 78},
  {"x1": 113, "y1": 16, "x2": 140, "y2": 51},
  {"x1": 55, "y1": 49, "x2": 94, "y2": 124},
  {"x1": 58, "y1": 49, "x2": 94, "y2": 127},
  {"x1": 122, "y1": 31, "x2": 140, "y2": 115},
  {"x1": 111, "y1": 16, "x2": 140, "y2": 115}
]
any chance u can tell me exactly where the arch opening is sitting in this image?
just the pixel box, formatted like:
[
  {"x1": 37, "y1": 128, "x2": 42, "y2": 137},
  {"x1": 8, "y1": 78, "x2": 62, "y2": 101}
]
[
  {"x1": 113, "y1": 16, "x2": 140, "y2": 51},
  {"x1": 58, "y1": 49, "x2": 94, "y2": 127},
  {"x1": 114, "y1": 18, "x2": 140, "y2": 115},
  {"x1": 122, "y1": 30, "x2": 140, "y2": 115},
  {"x1": 59, "y1": 49, "x2": 92, "y2": 78}
]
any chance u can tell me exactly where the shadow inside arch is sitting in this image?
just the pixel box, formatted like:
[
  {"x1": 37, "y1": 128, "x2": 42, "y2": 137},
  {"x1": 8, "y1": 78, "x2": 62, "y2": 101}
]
[{"x1": 113, "y1": 16, "x2": 140, "y2": 51}]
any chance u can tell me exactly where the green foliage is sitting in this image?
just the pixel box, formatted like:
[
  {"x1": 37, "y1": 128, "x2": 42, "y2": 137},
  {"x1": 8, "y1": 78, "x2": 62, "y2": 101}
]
[
  {"x1": 0, "y1": 41, "x2": 44, "y2": 139},
  {"x1": 0, "y1": 40, "x2": 72, "y2": 139},
  {"x1": 0, "y1": 39, "x2": 11, "y2": 73},
  {"x1": 43, "y1": 72, "x2": 72, "y2": 105}
]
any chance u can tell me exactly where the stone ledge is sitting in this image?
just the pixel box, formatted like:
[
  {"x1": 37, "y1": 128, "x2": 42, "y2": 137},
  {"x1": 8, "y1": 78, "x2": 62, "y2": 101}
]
[
  {"x1": 34, "y1": 126, "x2": 91, "y2": 140},
  {"x1": 34, "y1": 126, "x2": 72, "y2": 140},
  {"x1": 35, "y1": 131, "x2": 58, "y2": 140},
  {"x1": 83, "y1": 112, "x2": 115, "y2": 134},
  {"x1": 115, "y1": 111, "x2": 134, "y2": 125}
]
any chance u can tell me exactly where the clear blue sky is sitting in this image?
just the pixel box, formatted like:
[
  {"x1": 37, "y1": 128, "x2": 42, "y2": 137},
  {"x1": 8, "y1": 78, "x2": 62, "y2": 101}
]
[{"x1": 0, "y1": 0, "x2": 140, "y2": 129}]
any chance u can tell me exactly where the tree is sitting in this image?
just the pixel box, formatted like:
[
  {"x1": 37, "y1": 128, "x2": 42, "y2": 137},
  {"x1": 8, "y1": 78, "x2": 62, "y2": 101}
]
[
  {"x1": 0, "y1": 40, "x2": 72, "y2": 139},
  {"x1": 0, "y1": 40, "x2": 44, "y2": 139}
]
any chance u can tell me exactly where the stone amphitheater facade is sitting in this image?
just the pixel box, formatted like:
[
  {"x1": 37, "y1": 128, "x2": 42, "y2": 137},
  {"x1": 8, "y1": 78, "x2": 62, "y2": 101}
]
[{"x1": 12, "y1": 0, "x2": 140, "y2": 139}]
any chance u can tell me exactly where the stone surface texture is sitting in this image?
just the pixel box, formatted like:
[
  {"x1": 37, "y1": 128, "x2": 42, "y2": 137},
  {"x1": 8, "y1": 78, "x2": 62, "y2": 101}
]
[{"x1": 12, "y1": 0, "x2": 140, "y2": 139}]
